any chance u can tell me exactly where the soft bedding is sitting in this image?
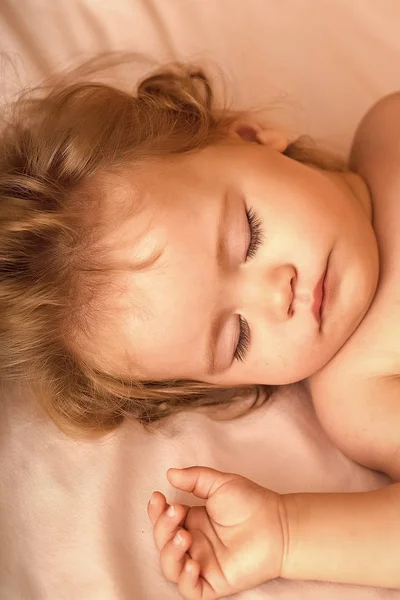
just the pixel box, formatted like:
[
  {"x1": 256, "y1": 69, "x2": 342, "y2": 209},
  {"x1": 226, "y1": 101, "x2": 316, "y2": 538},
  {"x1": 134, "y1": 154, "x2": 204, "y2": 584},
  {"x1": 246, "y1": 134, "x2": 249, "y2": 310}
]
[{"x1": 1, "y1": 1, "x2": 400, "y2": 599}]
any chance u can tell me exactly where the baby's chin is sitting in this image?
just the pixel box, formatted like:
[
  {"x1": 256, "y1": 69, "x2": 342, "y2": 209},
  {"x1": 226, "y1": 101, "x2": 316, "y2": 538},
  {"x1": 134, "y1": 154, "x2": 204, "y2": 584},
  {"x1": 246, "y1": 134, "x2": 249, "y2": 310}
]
[
  {"x1": 299, "y1": 316, "x2": 369, "y2": 384},
  {"x1": 305, "y1": 291, "x2": 377, "y2": 380},
  {"x1": 264, "y1": 337, "x2": 356, "y2": 386}
]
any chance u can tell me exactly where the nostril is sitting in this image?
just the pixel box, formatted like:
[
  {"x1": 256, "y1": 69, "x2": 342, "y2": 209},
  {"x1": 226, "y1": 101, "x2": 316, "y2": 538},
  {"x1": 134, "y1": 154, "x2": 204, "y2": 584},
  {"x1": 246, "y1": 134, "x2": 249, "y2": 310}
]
[{"x1": 288, "y1": 276, "x2": 295, "y2": 316}]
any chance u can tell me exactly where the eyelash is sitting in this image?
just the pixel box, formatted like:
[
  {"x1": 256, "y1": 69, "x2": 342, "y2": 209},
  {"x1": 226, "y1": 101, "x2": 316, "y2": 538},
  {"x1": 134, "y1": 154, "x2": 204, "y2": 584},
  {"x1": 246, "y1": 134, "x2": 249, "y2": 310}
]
[
  {"x1": 245, "y1": 207, "x2": 263, "y2": 261},
  {"x1": 233, "y1": 207, "x2": 263, "y2": 362},
  {"x1": 234, "y1": 315, "x2": 251, "y2": 362}
]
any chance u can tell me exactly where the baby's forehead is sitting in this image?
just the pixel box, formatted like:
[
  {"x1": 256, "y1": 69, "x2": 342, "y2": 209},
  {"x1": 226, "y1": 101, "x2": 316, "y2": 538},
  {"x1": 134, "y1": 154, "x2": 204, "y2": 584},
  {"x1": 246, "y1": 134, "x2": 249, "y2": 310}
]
[
  {"x1": 89, "y1": 144, "x2": 228, "y2": 240},
  {"x1": 67, "y1": 170, "x2": 156, "y2": 370},
  {"x1": 81, "y1": 167, "x2": 161, "y2": 258},
  {"x1": 88, "y1": 169, "x2": 151, "y2": 227},
  {"x1": 71, "y1": 150, "x2": 230, "y2": 381}
]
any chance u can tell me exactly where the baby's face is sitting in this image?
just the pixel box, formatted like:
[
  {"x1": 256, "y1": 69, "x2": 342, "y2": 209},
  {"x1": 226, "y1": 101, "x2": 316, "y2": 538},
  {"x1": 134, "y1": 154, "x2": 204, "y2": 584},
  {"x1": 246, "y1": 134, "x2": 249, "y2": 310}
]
[{"x1": 90, "y1": 139, "x2": 378, "y2": 386}]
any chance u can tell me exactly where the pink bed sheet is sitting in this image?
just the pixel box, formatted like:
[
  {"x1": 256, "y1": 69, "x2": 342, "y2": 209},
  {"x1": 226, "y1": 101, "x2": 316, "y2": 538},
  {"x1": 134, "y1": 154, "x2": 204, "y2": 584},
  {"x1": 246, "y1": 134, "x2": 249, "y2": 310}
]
[{"x1": 1, "y1": 1, "x2": 400, "y2": 599}]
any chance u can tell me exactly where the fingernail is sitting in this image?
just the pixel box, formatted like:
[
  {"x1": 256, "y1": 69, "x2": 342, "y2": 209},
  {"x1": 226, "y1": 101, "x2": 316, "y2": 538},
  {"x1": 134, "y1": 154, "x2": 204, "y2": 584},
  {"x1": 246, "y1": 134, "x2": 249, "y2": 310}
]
[
  {"x1": 167, "y1": 505, "x2": 175, "y2": 517},
  {"x1": 149, "y1": 494, "x2": 156, "y2": 505},
  {"x1": 173, "y1": 530, "x2": 183, "y2": 545},
  {"x1": 184, "y1": 560, "x2": 193, "y2": 573}
]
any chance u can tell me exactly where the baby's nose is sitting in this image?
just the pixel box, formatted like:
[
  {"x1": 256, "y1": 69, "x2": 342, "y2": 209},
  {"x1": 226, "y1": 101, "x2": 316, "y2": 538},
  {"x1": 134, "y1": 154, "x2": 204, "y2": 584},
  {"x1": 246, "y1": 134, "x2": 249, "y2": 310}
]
[
  {"x1": 265, "y1": 265, "x2": 295, "y2": 321},
  {"x1": 228, "y1": 263, "x2": 296, "y2": 322}
]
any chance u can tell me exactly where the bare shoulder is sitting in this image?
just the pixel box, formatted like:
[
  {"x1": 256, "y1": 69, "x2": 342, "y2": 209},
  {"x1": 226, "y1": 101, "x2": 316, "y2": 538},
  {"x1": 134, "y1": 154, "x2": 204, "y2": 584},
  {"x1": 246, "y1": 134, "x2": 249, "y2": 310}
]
[
  {"x1": 308, "y1": 94, "x2": 400, "y2": 481},
  {"x1": 311, "y1": 92, "x2": 400, "y2": 479},
  {"x1": 350, "y1": 92, "x2": 400, "y2": 270},
  {"x1": 350, "y1": 92, "x2": 400, "y2": 173},
  {"x1": 351, "y1": 92, "x2": 400, "y2": 150}
]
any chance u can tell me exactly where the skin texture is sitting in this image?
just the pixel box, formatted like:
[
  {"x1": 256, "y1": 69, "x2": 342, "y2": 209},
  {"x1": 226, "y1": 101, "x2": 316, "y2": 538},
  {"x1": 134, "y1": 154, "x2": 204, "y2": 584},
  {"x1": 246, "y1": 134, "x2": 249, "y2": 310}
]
[
  {"x1": 89, "y1": 129, "x2": 379, "y2": 388},
  {"x1": 146, "y1": 97, "x2": 400, "y2": 598},
  {"x1": 148, "y1": 467, "x2": 400, "y2": 599},
  {"x1": 78, "y1": 118, "x2": 395, "y2": 598},
  {"x1": 147, "y1": 467, "x2": 284, "y2": 600}
]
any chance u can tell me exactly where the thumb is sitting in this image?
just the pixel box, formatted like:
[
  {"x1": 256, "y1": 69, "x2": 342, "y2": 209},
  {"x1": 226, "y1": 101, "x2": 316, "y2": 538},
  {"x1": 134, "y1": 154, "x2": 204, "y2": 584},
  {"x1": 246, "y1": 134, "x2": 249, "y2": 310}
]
[{"x1": 167, "y1": 466, "x2": 238, "y2": 500}]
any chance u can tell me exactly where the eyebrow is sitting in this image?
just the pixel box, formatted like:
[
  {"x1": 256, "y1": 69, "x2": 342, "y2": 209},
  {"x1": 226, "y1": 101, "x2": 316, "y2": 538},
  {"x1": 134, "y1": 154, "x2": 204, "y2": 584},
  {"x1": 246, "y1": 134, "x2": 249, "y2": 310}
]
[
  {"x1": 205, "y1": 311, "x2": 228, "y2": 376},
  {"x1": 205, "y1": 193, "x2": 230, "y2": 375},
  {"x1": 216, "y1": 192, "x2": 230, "y2": 270}
]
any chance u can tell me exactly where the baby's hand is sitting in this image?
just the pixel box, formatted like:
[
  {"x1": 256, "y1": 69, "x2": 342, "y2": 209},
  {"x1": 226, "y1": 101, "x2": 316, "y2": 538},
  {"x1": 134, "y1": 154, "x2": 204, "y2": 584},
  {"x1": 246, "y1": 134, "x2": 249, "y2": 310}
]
[{"x1": 148, "y1": 466, "x2": 286, "y2": 600}]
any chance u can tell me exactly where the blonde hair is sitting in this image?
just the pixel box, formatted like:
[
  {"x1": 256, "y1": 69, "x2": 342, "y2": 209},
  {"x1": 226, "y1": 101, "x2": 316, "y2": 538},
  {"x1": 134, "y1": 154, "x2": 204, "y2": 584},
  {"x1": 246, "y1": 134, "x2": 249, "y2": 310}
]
[{"x1": 0, "y1": 58, "x2": 346, "y2": 437}]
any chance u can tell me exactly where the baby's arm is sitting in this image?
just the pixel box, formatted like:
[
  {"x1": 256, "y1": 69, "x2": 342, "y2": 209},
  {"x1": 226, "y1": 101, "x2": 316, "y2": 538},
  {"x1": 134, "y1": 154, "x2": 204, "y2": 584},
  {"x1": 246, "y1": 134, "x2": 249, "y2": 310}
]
[
  {"x1": 281, "y1": 482, "x2": 400, "y2": 588},
  {"x1": 149, "y1": 468, "x2": 400, "y2": 599}
]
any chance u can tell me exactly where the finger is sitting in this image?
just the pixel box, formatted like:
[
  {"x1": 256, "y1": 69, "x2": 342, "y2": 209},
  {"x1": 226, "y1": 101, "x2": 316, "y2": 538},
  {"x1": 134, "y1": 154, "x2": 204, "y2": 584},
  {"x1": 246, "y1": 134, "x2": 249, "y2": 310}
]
[
  {"x1": 160, "y1": 528, "x2": 191, "y2": 583},
  {"x1": 178, "y1": 558, "x2": 202, "y2": 600},
  {"x1": 167, "y1": 467, "x2": 238, "y2": 500},
  {"x1": 153, "y1": 503, "x2": 189, "y2": 551},
  {"x1": 147, "y1": 491, "x2": 168, "y2": 525}
]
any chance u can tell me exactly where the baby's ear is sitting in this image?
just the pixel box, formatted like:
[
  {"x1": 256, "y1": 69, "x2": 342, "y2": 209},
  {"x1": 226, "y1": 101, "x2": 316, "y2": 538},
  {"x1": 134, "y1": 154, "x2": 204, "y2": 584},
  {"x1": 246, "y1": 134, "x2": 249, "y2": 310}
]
[{"x1": 228, "y1": 119, "x2": 289, "y2": 152}]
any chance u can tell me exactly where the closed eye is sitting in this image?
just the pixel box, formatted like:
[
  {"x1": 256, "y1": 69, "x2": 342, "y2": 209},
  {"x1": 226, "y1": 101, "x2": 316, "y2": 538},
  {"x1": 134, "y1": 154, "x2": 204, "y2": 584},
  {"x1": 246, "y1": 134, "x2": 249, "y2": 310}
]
[
  {"x1": 233, "y1": 315, "x2": 250, "y2": 362},
  {"x1": 245, "y1": 207, "x2": 263, "y2": 261},
  {"x1": 233, "y1": 206, "x2": 263, "y2": 363}
]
